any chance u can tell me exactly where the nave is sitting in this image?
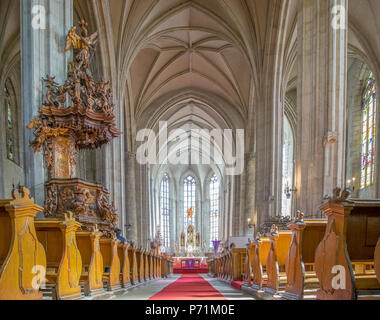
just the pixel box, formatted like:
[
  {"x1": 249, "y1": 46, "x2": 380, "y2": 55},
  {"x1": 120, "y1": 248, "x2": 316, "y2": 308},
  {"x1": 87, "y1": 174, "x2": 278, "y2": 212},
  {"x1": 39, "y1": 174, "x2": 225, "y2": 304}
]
[
  {"x1": 1, "y1": 0, "x2": 380, "y2": 302},
  {"x1": 113, "y1": 274, "x2": 253, "y2": 301}
]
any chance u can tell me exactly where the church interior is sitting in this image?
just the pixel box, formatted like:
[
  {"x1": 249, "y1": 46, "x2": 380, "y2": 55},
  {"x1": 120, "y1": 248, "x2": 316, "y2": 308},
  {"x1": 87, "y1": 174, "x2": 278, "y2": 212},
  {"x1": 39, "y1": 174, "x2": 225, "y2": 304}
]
[{"x1": 0, "y1": 0, "x2": 379, "y2": 301}]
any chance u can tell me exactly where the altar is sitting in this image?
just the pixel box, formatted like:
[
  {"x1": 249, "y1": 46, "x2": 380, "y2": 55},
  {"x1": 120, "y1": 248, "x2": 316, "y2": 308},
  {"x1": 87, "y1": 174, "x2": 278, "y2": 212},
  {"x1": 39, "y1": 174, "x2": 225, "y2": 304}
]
[
  {"x1": 175, "y1": 224, "x2": 208, "y2": 257},
  {"x1": 173, "y1": 257, "x2": 207, "y2": 268},
  {"x1": 172, "y1": 257, "x2": 208, "y2": 274}
]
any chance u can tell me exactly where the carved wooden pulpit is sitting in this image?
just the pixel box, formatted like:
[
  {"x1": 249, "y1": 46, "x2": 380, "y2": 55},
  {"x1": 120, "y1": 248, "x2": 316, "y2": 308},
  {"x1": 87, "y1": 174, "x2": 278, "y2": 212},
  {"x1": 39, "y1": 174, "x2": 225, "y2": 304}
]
[{"x1": 27, "y1": 20, "x2": 121, "y2": 237}]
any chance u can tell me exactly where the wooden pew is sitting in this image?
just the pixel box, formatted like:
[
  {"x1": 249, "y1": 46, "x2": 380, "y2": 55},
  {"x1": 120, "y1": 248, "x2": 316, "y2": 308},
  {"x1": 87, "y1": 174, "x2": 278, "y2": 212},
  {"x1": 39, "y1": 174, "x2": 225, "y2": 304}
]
[
  {"x1": 219, "y1": 256, "x2": 224, "y2": 279},
  {"x1": 375, "y1": 238, "x2": 380, "y2": 283},
  {"x1": 118, "y1": 242, "x2": 131, "y2": 289},
  {"x1": 152, "y1": 254, "x2": 156, "y2": 279},
  {"x1": 241, "y1": 229, "x2": 291, "y2": 297},
  {"x1": 144, "y1": 250, "x2": 150, "y2": 281},
  {"x1": 161, "y1": 257, "x2": 168, "y2": 278},
  {"x1": 223, "y1": 252, "x2": 230, "y2": 280},
  {"x1": 242, "y1": 235, "x2": 270, "y2": 295},
  {"x1": 76, "y1": 225, "x2": 105, "y2": 297},
  {"x1": 208, "y1": 258, "x2": 216, "y2": 277},
  {"x1": 158, "y1": 256, "x2": 162, "y2": 278},
  {"x1": 0, "y1": 187, "x2": 46, "y2": 300},
  {"x1": 214, "y1": 258, "x2": 219, "y2": 277},
  {"x1": 169, "y1": 258, "x2": 174, "y2": 274},
  {"x1": 249, "y1": 235, "x2": 270, "y2": 292},
  {"x1": 136, "y1": 248, "x2": 144, "y2": 283},
  {"x1": 149, "y1": 252, "x2": 154, "y2": 280},
  {"x1": 315, "y1": 190, "x2": 380, "y2": 300},
  {"x1": 155, "y1": 255, "x2": 160, "y2": 279},
  {"x1": 99, "y1": 236, "x2": 121, "y2": 292},
  {"x1": 242, "y1": 240, "x2": 254, "y2": 286},
  {"x1": 281, "y1": 212, "x2": 327, "y2": 300},
  {"x1": 220, "y1": 255, "x2": 225, "y2": 279},
  {"x1": 35, "y1": 212, "x2": 83, "y2": 300},
  {"x1": 220, "y1": 253, "x2": 227, "y2": 280},
  {"x1": 231, "y1": 247, "x2": 246, "y2": 281},
  {"x1": 128, "y1": 245, "x2": 138, "y2": 285},
  {"x1": 264, "y1": 226, "x2": 292, "y2": 295}
]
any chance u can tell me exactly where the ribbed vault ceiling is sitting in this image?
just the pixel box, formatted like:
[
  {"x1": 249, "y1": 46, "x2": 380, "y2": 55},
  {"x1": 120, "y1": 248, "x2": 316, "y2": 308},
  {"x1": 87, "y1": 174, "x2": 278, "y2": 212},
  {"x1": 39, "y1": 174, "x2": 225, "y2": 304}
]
[{"x1": 129, "y1": 4, "x2": 252, "y2": 119}]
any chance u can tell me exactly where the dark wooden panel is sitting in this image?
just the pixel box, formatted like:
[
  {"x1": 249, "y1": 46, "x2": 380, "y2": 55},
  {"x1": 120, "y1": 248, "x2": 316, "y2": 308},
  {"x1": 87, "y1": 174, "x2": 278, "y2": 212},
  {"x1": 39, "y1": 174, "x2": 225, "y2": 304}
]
[
  {"x1": 301, "y1": 221, "x2": 327, "y2": 263},
  {"x1": 366, "y1": 216, "x2": 380, "y2": 246},
  {"x1": 347, "y1": 206, "x2": 380, "y2": 260}
]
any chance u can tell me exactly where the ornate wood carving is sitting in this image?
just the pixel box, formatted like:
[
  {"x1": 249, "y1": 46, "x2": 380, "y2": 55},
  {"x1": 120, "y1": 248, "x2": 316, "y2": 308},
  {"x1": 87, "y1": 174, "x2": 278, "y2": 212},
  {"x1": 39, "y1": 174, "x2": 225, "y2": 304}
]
[
  {"x1": 57, "y1": 212, "x2": 83, "y2": 300},
  {"x1": 76, "y1": 225, "x2": 105, "y2": 297},
  {"x1": 131, "y1": 246, "x2": 138, "y2": 284},
  {"x1": 282, "y1": 211, "x2": 306, "y2": 300},
  {"x1": 108, "y1": 236, "x2": 121, "y2": 291},
  {"x1": 118, "y1": 243, "x2": 130, "y2": 288},
  {"x1": 149, "y1": 252, "x2": 153, "y2": 280},
  {"x1": 154, "y1": 255, "x2": 158, "y2": 279},
  {"x1": 0, "y1": 187, "x2": 46, "y2": 300},
  {"x1": 265, "y1": 225, "x2": 280, "y2": 295},
  {"x1": 159, "y1": 256, "x2": 162, "y2": 278},
  {"x1": 315, "y1": 188, "x2": 356, "y2": 300},
  {"x1": 87, "y1": 225, "x2": 104, "y2": 295},
  {"x1": 27, "y1": 20, "x2": 120, "y2": 238},
  {"x1": 44, "y1": 179, "x2": 118, "y2": 237},
  {"x1": 251, "y1": 234, "x2": 263, "y2": 291},
  {"x1": 243, "y1": 241, "x2": 251, "y2": 286},
  {"x1": 144, "y1": 250, "x2": 150, "y2": 281}
]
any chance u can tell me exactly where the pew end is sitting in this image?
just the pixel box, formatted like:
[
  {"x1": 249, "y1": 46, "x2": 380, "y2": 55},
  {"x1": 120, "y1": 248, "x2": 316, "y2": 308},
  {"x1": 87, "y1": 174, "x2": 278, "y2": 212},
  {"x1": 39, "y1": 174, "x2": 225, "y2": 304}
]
[
  {"x1": 0, "y1": 187, "x2": 46, "y2": 300},
  {"x1": 35, "y1": 212, "x2": 83, "y2": 300}
]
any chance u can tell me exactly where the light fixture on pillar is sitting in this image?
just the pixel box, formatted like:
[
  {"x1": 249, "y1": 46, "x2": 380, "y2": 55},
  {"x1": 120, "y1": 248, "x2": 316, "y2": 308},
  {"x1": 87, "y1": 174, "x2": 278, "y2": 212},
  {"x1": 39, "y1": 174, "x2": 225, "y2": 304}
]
[
  {"x1": 247, "y1": 218, "x2": 254, "y2": 229},
  {"x1": 125, "y1": 223, "x2": 132, "y2": 232},
  {"x1": 347, "y1": 178, "x2": 356, "y2": 192},
  {"x1": 284, "y1": 181, "x2": 297, "y2": 200}
]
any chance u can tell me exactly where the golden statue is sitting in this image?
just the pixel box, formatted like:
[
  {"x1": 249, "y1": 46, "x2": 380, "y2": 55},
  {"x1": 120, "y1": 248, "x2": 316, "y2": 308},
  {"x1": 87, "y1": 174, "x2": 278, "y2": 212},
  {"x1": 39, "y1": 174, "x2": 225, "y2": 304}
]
[
  {"x1": 65, "y1": 20, "x2": 98, "y2": 72},
  {"x1": 187, "y1": 225, "x2": 194, "y2": 245},
  {"x1": 180, "y1": 232, "x2": 185, "y2": 247},
  {"x1": 196, "y1": 232, "x2": 200, "y2": 247}
]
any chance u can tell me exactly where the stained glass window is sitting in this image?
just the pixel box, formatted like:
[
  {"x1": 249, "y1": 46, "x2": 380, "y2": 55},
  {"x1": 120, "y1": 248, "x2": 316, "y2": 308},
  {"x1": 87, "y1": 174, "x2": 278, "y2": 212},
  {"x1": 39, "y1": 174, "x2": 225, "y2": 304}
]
[
  {"x1": 361, "y1": 72, "x2": 377, "y2": 189},
  {"x1": 184, "y1": 176, "x2": 196, "y2": 230},
  {"x1": 209, "y1": 174, "x2": 219, "y2": 247},
  {"x1": 160, "y1": 174, "x2": 170, "y2": 248},
  {"x1": 4, "y1": 80, "x2": 18, "y2": 164}
]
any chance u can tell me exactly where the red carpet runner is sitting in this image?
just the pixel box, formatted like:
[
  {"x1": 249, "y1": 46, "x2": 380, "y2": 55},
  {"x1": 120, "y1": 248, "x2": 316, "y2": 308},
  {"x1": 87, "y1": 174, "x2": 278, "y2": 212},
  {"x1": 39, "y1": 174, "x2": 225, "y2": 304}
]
[{"x1": 149, "y1": 274, "x2": 226, "y2": 300}]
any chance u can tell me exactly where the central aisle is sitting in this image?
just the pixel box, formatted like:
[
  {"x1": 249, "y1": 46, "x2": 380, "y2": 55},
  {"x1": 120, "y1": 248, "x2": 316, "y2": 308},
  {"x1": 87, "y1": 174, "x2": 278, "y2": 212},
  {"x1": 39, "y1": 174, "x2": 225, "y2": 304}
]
[
  {"x1": 149, "y1": 274, "x2": 225, "y2": 300},
  {"x1": 113, "y1": 274, "x2": 255, "y2": 300}
]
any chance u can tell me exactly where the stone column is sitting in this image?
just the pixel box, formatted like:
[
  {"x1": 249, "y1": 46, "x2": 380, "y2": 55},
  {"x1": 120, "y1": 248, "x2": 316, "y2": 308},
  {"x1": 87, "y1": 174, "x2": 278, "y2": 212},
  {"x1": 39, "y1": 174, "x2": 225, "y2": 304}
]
[
  {"x1": 21, "y1": 0, "x2": 73, "y2": 206},
  {"x1": 324, "y1": 0, "x2": 348, "y2": 195},
  {"x1": 244, "y1": 152, "x2": 256, "y2": 235},
  {"x1": 125, "y1": 151, "x2": 138, "y2": 242},
  {"x1": 296, "y1": 0, "x2": 348, "y2": 217}
]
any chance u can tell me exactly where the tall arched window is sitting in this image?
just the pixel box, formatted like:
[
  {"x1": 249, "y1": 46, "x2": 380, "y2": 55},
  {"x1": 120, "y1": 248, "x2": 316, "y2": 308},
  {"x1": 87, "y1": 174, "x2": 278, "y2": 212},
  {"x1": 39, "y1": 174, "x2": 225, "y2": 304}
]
[
  {"x1": 4, "y1": 79, "x2": 19, "y2": 165},
  {"x1": 183, "y1": 176, "x2": 196, "y2": 230},
  {"x1": 209, "y1": 174, "x2": 219, "y2": 246},
  {"x1": 361, "y1": 72, "x2": 377, "y2": 189},
  {"x1": 282, "y1": 116, "x2": 294, "y2": 216},
  {"x1": 160, "y1": 174, "x2": 170, "y2": 248}
]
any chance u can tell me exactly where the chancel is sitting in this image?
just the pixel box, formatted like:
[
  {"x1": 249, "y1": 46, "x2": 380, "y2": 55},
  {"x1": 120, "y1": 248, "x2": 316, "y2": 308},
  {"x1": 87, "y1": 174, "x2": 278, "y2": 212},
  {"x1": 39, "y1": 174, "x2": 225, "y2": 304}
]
[{"x1": 0, "y1": 0, "x2": 379, "y2": 301}]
